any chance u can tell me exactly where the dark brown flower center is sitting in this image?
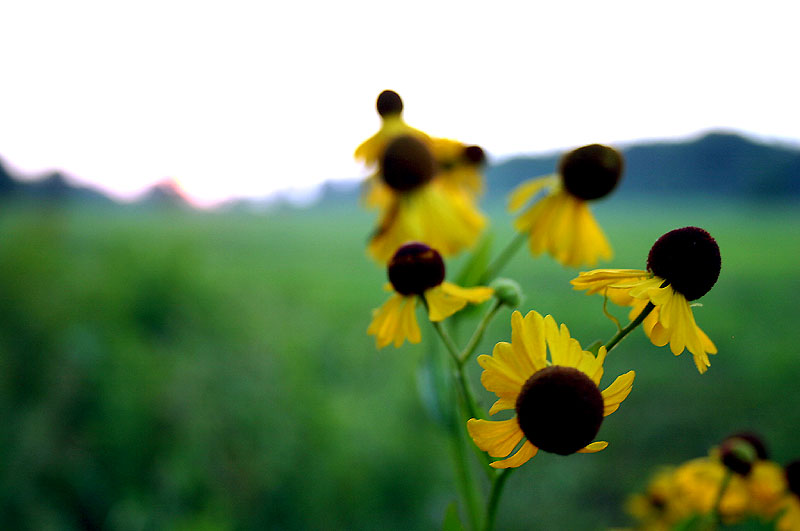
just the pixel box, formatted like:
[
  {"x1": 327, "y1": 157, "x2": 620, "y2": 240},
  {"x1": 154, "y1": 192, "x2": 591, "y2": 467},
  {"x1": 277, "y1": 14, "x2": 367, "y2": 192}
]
[
  {"x1": 559, "y1": 144, "x2": 623, "y2": 200},
  {"x1": 377, "y1": 90, "x2": 403, "y2": 117},
  {"x1": 646, "y1": 227, "x2": 721, "y2": 301},
  {"x1": 388, "y1": 243, "x2": 445, "y2": 295},
  {"x1": 719, "y1": 432, "x2": 767, "y2": 476},
  {"x1": 515, "y1": 366, "x2": 604, "y2": 455},
  {"x1": 463, "y1": 145, "x2": 486, "y2": 165},
  {"x1": 786, "y1": 460, "x2": 800, "y2": 497},
  {"x1": 380, "y1": 135, "x2": 436, "y2": 193}
]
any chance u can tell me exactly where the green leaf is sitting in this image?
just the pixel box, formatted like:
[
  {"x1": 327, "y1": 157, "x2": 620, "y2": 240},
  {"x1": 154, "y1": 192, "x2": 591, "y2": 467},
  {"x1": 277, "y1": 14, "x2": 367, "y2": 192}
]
[{"x1": 455, "y1": 232, "x2": 493, "y2": 288}]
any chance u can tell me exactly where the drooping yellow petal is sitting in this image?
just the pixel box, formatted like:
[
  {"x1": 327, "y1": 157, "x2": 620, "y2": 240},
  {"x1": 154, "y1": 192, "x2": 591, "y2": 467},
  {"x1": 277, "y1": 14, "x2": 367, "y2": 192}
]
[
  {"x1": 424, "y1": 282, "x2": 493, "y2": 322},
  {"x1": 577, "y1": 441, "x2": 608, "y2": 453},
  {"x1": 439, "y1": 282, "x2": 494, "y2": 304},
  {"x1": 508, "y1": 175, "x2": 558, "y2": 212},
  {"x1": 545, "y1": 315, "x2": 584, "y2": 369},
  {"x1": 601, "y1": 370, "x2": 636, "y2": 416},
  {"x1": 424, "y1": 285, "x2": 468, "y2": 322},
  {"x1": 366, "y1": 293, "x2": 420, "y2": 348},
  {"x1": 466, "y1": 418, "x2": 524, "y2": 458},
  {"x1": 367, "y1": 183, "x2": 486, "y2": 263},
  {"x1": 354, "y1": 115, "x2": 430, "y2": 167},
  {"x1": 478, "y1": 343, "x2": 527, "y2": 397},
  {"x1": 490, "y1": 441, "x2": 539, "y2": 469},
  {"x1": 576, "y1": 349, "x2": 605, "y2": 386},
  {"x1": 514, "y1": 188, "x2": 613, "y2": 267}
]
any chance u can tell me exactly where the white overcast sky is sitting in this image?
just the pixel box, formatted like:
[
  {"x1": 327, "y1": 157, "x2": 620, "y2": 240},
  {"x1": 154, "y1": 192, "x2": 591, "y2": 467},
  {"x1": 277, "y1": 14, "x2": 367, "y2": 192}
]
[{"x1": 1, "y1": 1, "x2": 798, "y2": 205}]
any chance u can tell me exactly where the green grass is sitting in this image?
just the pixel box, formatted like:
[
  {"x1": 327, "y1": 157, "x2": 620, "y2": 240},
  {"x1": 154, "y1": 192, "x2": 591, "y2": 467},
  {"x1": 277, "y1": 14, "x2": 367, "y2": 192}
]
[{"x1": 0, "y1": 198, "x2": 798, "y2": 530}]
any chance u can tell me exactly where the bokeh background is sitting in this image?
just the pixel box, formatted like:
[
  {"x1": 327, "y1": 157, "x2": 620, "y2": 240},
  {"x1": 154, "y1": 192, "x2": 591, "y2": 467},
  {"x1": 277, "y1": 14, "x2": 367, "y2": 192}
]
[
  {"x1": 1, "y1": 148, "x2": 799, "y2": 528},
  {"x1": 2, "y1": 1, "x2": 799, "y2": 529}
]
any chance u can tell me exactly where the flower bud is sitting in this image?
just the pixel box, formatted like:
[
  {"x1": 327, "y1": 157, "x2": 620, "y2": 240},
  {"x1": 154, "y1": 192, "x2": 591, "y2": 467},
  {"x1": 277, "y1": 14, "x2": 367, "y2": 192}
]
[
  {"x1": 490, "y1": 278, "x2": 522, "y2": 307},
  {"x1": 719, "y1": 432, "x2": 767, "y2": 475}
]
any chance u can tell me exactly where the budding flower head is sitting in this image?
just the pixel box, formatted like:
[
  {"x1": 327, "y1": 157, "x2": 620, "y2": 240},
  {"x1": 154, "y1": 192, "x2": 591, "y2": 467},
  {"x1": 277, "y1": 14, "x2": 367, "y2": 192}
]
[
  {"x1": 559, "y1": 144, "x2": 624, "y2": 200},
  {"x1": 515, "y1": 366, "x2": 604, "y2": 455},
  {"x1": 647, "y1": 227, "x2": 721, "y2": 301},
  {"x1": 388, "y1": 243, "x2": 445, "y2": 295},
  {"x1": 380, "y1": 135, "x2": 436, "y2": 192},
  {"x1": 719, "y1": 432, "x2": 768, "y2": 476},
  {"x1": 463, "y1": 145, "x2": 486, "y2": 166},
  {"x1": 489, "y1": 278, "x2": 522, "y2": 307},
  {"x1": 376, "y1": 90, "x2": 403, "y2": 117},
  {"x1": 786, "y1": 460, "x2": 800, "y2": 497}
]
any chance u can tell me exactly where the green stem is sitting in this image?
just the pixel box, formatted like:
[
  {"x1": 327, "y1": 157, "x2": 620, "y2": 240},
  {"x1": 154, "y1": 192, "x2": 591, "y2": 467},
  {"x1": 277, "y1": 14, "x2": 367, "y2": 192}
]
[
  {"x1": 459, "y1": 298, "x2": 503, "y2": 366},
  {"x1": 450, "y1": 426, "x2": 482, "y2": 531},
  {"x1": 481, "y1": 231, "x2": 528, "y2": 284},
  {"x1": 432, "y1": 322, "x2": 484, "y2": 422},
  {"x1": 709, "y1": 469, "x2": 733, "y2": 529},
  {"x1": 603, "y1": 302, "x2": 655, "y2": 353},
  {"x1": 484, "y1": 468, "x2": 513, "y2": 531}
]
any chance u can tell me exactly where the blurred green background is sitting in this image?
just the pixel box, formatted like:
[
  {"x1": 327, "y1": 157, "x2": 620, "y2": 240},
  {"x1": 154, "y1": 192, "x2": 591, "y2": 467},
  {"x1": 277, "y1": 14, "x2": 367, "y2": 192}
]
[{"x1": 1, "y1": 197, "x2": 798, "y2": 530}]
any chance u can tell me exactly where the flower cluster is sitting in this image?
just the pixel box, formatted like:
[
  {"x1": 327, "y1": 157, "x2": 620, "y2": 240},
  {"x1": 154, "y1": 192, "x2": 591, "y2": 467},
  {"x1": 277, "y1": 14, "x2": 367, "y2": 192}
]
[
  {"x1": 625, "y1": 433, "x2": 800, "y2": 530},
  {"x1": 354, "y1": 90, "x2": 726, "y2": 530}
]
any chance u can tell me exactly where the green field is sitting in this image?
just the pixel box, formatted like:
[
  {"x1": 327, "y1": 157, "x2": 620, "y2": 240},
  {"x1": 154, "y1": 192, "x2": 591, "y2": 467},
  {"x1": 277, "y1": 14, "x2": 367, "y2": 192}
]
[{"x1": 1, "y1": 198, "x2": 798, "y2": 530}]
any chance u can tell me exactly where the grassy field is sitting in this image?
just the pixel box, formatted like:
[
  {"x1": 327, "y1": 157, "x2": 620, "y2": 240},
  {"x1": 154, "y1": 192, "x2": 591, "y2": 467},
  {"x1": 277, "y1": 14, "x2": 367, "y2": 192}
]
[{"x1": 0, "y1": 197, "x2": 798, "y2": 530}]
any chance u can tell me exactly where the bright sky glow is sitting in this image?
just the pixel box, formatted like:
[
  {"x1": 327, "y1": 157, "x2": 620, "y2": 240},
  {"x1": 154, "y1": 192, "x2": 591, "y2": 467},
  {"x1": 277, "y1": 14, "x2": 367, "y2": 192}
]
[{"x1": 1, "y1": 1, "x2": 798, "y2": 206}]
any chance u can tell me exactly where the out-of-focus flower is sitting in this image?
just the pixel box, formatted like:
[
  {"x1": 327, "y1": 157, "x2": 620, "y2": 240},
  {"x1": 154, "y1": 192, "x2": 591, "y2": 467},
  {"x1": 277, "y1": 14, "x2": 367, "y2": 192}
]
[
  {"x1": 672, "y1": 457, "x2": 750, "y2": 523},
  {"x1": 571, "y1": 226, "x2": 721, "y2": 373},
  {"x1": 467, "y1": 310, "x2": 634, "y2": 468},
  {"x1": 367, "y1": 243, "x2": 493, "y2": 348},
  {"x1": 431, "y1": 137, "x2": 487, "y2": 198},
  {"x1": 509, "y1": 144, "x2": 623, "y2": 267},
  {"x1": 778, "y1": 461, "x2": 800, "y2": 531},
  {"x1": 355, "y1": 90, "x2": 429, "y2": 169},
  {"x1": 366, "y1": 135, "x2": 486, "y2": 263}
]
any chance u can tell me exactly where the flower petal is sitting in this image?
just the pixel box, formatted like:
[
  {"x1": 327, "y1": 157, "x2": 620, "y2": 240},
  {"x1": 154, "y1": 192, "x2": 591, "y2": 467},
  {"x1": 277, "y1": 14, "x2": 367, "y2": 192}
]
[
  {"x1": 466, "y1": 418, "x2": 524, "y2": 458},
  {"x1": 577, "y1": 441, "x2": 608, "y2": 453},
  {"x1": 508, "y1": 175, "x2": 557, "y2": 212},
  {"x1": 601, "y1": 370, "x2": 635, "y2": 416},
  {"x1": 424, "y1": 285, "x2": 468, "y2": 322},
  {"x1": 490, "y1": 441, "x2": 539, "y2": 468},
  {"x1": 439, "y1": 282, "x2": 494, "y2": 304},
  {"x1": 367, "y1": 294, "x2": 420, "y2": 349}
]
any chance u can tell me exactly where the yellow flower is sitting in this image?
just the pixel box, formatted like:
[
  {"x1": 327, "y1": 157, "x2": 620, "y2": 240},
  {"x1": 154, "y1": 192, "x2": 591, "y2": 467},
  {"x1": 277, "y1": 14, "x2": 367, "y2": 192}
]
[
  {"x1": 366, "y1": 135, "x2": 486, "y2": 263},
  {"x1": 747, "y1": 461, "x2": 788, "y2": 519},
  {"x1": 467, "y1": 310, "x2": 635, "y2": 468},
  {"x1": 430, "y1": 137, "x2": 486, "y2": 198},
  {"x1": 367, "y1": 243, "x2": 493, "y2": 348},
  {"x1": 672, "y1": 457, "x2": 750, "y2": 523},
  {"x1": 571, "y1": 226, "x2": 721, "y2": 373},
  {"x1": 508, "y1": 144, "x2": 623, "y2": 267},
  {"x1": 354, "y1": 90, "x2": 430, "y2": 169}
]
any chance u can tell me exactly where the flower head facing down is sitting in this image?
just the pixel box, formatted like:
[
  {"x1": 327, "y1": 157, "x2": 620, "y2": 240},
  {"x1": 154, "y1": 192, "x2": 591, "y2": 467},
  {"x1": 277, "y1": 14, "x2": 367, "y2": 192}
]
[
  {"x1": 381, "y1": 135, "x2": 436, "y2": 193},
  {"x1": 509, "y1": 144, "x2": 623, "y2": 268},
  {"x1": 571, "y1": 226, "x2": 721, "y2": 373},
  {"x1": 467, "y1": 310, "x2": 635, "y2": 468},
  {"x1": 647, "y1": 226, "x2": 722, "y2": 301},
  {"x1": 366, "y1": 136, "x2": 487, "y2": 263},
  {"x1": 718, "y1": 432, "x2": 769, "y2": 476},
  {"x1": 354, "y1": 90, "x2": 430, "y2": 169},
  {"x1": 367, "y1": 243, "x2": 493, "y2": 348},
  {"x1": 559, "y1": 143, "x2": 624, "y2": 200}
]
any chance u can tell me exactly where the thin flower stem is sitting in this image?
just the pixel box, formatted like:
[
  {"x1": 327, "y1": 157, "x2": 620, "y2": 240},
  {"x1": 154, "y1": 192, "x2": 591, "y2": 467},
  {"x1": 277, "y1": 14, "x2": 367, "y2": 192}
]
[
  {"x1": 709, "y1": 469, "x2": 733, "y2": 529},
  {"x1": 432, "y1": 322, "x2": 485, "y2": 421},
  {"x1": 603, "y1": 302, "x2": 655, "y2": 353},
  {"x1": 459, "y1": 298, "x2": 503, "y2": 367},
  {"x1": 481, "y1": 231, "x2": 528, "y2": 283},
  {"x1": 450, "y1": 427, "x2": 482, "y2": 531},
  {"x1": 483, "y1": 468, "x2": 513, "y2": 531}
]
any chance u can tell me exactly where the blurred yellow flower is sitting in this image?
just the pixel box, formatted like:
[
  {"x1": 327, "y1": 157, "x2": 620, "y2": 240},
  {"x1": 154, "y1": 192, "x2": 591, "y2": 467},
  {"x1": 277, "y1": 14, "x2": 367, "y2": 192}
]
[
  {"x1": 509, "y1": 144, "x2": 622, "y2": 267},
  {"x1": 467, "y1": 310, "x2": 634, "y2": 468},
  {"x1": 367, "y1": 243, "x2": 493, "y2": 348},
  {"x1": 571, "y1": 227, "x2": 721, "y2": 373},
  {"x1": 365, "y1": 135, "x2": 486, "y2": 263}
]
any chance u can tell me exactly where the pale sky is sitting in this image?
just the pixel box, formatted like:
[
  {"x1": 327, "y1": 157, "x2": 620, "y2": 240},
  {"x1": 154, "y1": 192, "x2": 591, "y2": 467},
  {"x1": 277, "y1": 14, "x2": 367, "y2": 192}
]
[{"x1": 1, "y1": 1, "x2": 798, "y2": 206}]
